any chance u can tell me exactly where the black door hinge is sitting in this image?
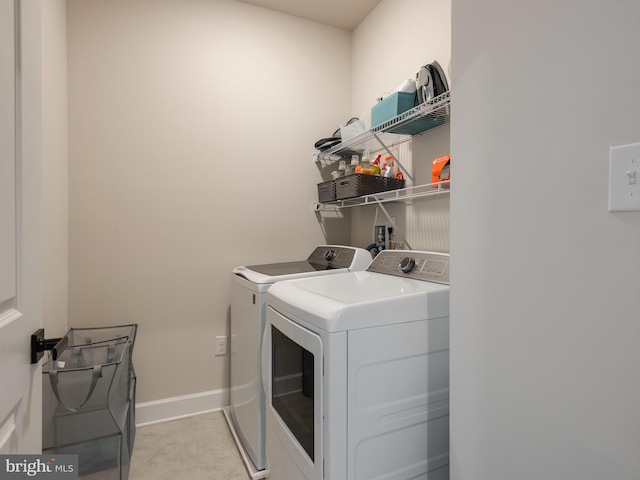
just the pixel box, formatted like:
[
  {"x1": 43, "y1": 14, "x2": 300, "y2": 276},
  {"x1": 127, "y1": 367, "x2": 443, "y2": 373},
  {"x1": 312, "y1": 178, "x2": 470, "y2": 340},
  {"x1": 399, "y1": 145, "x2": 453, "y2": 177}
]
[{"x1": 30, "y1": 329, "x2": 68, "y2": 364}]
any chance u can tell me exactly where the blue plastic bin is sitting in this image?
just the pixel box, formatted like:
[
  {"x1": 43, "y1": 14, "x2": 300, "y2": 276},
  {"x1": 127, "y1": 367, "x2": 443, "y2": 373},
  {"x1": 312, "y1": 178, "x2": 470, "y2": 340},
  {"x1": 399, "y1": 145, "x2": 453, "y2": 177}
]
[{"x1": 371, "y1": 92, "x2": 417, "y2": 128}]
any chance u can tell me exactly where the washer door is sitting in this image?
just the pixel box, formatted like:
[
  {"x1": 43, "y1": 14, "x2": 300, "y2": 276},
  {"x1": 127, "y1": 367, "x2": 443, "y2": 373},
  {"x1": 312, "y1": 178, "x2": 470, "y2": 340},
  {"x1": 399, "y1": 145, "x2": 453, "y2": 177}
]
[{"x1": 263, "y1": 307, "x2": 323, "y2": 480}]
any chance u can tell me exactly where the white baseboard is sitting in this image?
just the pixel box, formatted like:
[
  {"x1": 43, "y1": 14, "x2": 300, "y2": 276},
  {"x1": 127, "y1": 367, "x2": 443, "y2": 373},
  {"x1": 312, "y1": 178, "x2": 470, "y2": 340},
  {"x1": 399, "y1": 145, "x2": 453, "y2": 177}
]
[{"x1": 135, "y1": 388, "x2": 229, "y2": 427}]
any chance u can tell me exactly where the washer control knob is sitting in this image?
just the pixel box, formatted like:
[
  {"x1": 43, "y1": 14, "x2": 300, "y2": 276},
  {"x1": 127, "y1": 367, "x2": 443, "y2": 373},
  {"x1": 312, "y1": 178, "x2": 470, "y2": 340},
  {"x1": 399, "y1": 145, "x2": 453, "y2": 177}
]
[
  {"x1": 324, "y1": 249, "x2": 337, "y2": 261},
  {"x1": 399, "y1": 256, "x2": 416, "y2": 273}
]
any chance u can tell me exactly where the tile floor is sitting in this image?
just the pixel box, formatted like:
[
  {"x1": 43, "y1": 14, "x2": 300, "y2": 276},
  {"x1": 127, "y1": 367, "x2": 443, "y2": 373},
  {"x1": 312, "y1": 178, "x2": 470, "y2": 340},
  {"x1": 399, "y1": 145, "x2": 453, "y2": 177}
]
[{"x1": 129, "y1": 411, "x2": 251, "y2": 480}]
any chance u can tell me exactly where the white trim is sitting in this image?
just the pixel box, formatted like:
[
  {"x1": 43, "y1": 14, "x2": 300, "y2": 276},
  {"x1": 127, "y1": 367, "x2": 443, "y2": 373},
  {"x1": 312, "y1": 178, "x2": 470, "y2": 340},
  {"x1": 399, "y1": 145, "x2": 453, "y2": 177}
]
[
  {"x1": 0, "y1": 413, "x2": 17, "y2": 454},
  {"x1": 0, "y1": 307, "x2": 21, "y2": 329},
  {"x1": 135, "y1": 388, "x2": 229, "y2": 427}
]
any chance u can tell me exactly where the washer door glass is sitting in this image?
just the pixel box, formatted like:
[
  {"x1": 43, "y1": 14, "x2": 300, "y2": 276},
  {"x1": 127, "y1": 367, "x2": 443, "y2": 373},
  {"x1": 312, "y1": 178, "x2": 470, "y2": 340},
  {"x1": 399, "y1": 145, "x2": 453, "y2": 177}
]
[{"x1": 271, "y1": 324, "x2": 315, "y2": 460}]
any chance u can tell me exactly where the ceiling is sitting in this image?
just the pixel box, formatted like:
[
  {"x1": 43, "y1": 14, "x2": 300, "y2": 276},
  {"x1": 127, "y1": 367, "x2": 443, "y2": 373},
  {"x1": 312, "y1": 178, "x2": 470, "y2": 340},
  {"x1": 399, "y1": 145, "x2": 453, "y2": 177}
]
[{"x1": 235, "y1": 0, "x2": 383, "y2": 31}]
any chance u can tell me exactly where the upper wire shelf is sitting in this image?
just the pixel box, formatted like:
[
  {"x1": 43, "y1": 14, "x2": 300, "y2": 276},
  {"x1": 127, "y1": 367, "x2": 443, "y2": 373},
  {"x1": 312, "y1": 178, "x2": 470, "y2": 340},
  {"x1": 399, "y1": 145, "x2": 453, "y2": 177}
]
[{"x1": 315, "y1": 91, "x2": 451, "y2": 163}]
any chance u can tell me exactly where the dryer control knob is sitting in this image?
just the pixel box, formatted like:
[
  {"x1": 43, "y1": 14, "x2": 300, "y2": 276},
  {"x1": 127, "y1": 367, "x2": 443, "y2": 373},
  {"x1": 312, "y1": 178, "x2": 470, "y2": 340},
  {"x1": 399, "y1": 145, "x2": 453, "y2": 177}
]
[
  {"x1": 399, "y1": 256, "x2": 416, "y2": 273},
  {"x1": 324, "y1": 249, "x2": 337, "y2": 261}
]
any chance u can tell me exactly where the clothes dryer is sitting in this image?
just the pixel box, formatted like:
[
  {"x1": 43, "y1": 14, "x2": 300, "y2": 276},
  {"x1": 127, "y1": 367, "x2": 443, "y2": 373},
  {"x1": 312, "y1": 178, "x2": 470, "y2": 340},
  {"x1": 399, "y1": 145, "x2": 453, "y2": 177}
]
[
  {"x1": 262, "y1": 250, "x2": 450, "y2": 480},
  {"x1": 227, "y1": 245, "x2": 371, "y2": 477}
]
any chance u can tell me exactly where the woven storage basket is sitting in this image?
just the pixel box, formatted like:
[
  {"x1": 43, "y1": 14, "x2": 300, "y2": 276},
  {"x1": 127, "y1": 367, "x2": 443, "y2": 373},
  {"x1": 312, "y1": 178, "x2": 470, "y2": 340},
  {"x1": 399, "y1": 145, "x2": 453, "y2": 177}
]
[{"x1": 335, "y1": 174, "x2": 405, "y2": 200}]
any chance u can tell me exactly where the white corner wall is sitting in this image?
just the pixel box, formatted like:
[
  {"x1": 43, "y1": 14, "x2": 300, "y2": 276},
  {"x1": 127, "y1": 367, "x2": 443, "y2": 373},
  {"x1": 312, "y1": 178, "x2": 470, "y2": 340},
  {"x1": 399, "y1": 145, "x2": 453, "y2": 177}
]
[
  {"x1": 451, "y1": 0, "x2": 640, "y2": 478},
  {"x1": 41, "y1": 0, "x2": 68, "y2": 338},
  {"x1": 66, "y1": 0, "x2": 352, "y2": 403},
  {"x1": 351, "y1": 0, "x2": 451, "y2": 252}
]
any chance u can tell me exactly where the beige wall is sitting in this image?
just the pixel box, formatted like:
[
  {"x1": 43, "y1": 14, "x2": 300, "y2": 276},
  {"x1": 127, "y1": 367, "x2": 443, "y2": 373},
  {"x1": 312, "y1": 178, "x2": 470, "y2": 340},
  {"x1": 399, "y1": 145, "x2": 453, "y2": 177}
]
[
  {"x1": 451, "y1": 0, "x2": 640, "y2": 478},
  {"x1": 66, "y1": 0, "x2": 352, "y2": 402},
  {"x1": 350, "y1": 0, "x2": 451, "y2": 252},
  {"x1": 41, "y1": 0, "x2": 68, "y2": 338}
]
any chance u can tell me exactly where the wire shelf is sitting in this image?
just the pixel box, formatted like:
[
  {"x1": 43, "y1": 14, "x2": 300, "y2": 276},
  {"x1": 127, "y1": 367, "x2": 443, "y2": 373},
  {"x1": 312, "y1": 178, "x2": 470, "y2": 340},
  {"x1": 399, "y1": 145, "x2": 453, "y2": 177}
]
[
  {"x1": 313, "y1": 181, "x2": 450, "y2": 210},
  {"x1": 316, "y1": 92, "x2": 450, "y2": 163}
]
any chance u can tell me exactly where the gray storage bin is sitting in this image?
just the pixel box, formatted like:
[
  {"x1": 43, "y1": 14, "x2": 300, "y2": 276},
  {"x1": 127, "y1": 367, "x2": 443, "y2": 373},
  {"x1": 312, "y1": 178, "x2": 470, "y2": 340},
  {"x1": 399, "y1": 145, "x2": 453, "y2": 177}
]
[
  {"x1": 43, "y1": 324, "x2": 137, "y2": 480},
  {"x1": 317, "y1": 180, "x2": 337, "y2": 203}
]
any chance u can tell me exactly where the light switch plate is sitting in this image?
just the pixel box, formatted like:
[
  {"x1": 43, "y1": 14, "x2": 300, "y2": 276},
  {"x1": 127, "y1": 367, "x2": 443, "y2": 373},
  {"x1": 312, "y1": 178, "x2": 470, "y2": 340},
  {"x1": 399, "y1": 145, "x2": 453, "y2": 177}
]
[{"x1": 609, "y1": 142, "x2": 640, "y2": 212}]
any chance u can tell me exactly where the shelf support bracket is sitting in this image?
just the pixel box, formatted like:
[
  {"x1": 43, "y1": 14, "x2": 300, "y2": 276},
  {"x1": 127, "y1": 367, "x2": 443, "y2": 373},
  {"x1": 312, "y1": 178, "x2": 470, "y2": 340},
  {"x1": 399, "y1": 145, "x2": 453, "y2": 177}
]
[
  {"x1": 371, "y1": 195, "x2": 413, "y2": 250},
  {"x1": 372, "y1": 133, "x2": 414, "y2": 184}
]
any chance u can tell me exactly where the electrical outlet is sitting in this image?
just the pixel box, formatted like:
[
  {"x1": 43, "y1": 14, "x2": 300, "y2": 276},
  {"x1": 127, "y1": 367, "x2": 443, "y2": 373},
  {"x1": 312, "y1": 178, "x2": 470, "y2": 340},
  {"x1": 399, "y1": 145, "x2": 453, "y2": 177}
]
[
  {"x1": 215, "y1": 336, "x2": 228, "y2": 356},
  {"x1": 375, "y1": 224, "x2": 387, "y2": 250}
]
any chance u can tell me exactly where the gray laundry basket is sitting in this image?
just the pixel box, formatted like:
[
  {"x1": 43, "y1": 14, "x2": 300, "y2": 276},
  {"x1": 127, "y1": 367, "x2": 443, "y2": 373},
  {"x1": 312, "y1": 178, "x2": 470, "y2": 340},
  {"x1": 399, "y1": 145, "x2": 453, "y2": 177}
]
[{"x1": 42, "y1": 324, "x2": 137, "y2": 480}]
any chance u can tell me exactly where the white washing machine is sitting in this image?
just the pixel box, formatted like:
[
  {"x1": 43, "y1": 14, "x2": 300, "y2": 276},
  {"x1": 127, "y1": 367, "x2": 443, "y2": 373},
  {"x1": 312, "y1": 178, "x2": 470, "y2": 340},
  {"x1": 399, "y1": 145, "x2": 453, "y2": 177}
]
[
  {"x1": 262, "y1": 250, "x2": 450, "y2": 480},
  {"x1": 226, "y1": 245, "x2": 371, "y2": 478}
]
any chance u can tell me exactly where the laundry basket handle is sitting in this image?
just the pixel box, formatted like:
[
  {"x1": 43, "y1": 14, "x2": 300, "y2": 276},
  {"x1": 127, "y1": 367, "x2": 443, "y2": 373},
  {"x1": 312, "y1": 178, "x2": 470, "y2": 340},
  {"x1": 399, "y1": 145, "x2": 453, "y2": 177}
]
[{"x1": 49, "y1": 365, "x2": 103, "y2": 413}]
